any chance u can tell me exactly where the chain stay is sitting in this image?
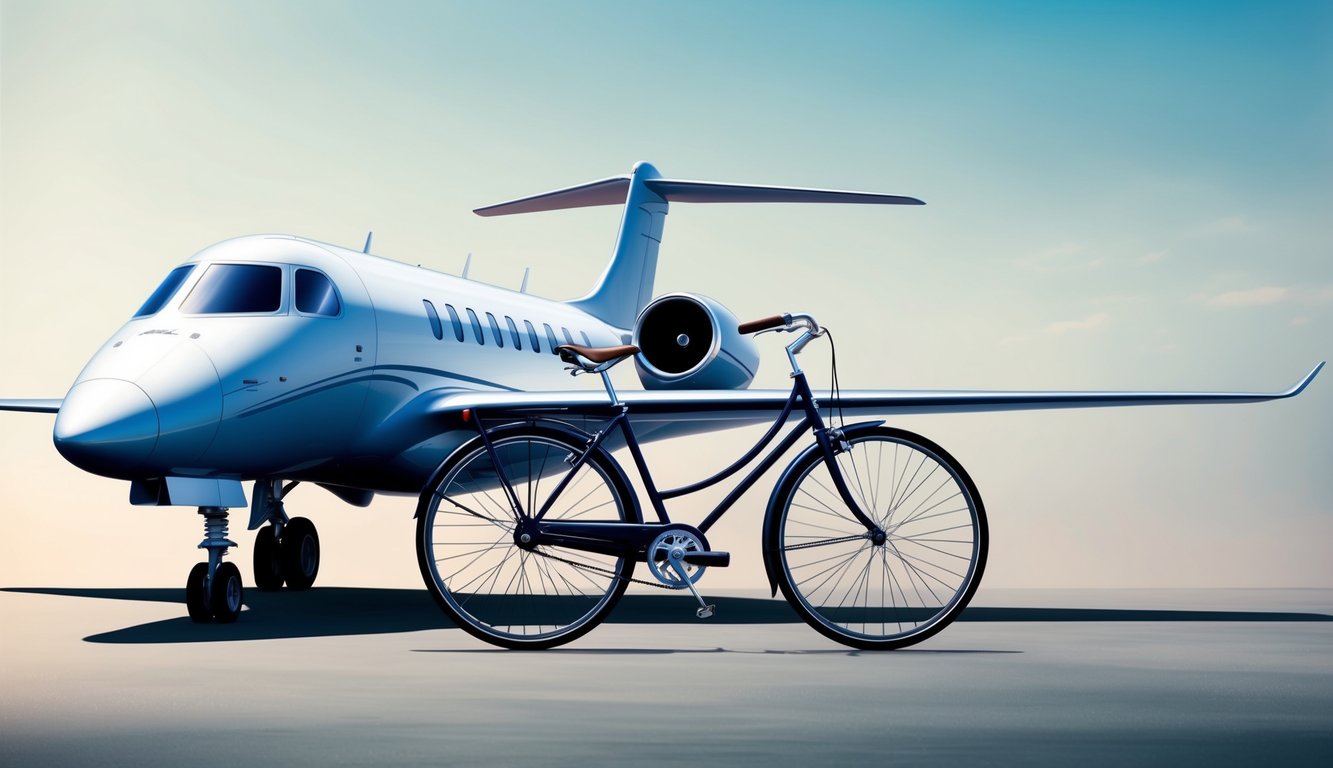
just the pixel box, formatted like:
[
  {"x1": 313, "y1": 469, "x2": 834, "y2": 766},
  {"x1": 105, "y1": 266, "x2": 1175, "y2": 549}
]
[{"x1": 528, "y1": 547, "x2": 682, "y2": 591}]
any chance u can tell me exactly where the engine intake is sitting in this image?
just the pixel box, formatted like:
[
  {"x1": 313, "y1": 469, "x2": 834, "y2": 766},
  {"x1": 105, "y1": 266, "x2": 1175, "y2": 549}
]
[{"x1": 633, "y1": 294, "x2": 759, "y2": 390}]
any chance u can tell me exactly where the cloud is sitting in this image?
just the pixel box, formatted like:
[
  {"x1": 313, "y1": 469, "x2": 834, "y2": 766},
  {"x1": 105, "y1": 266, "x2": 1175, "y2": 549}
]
[
  {"x1": 1001, "y1": 311, "x2": 1113, "y2": 346},
  {"x1": 1045, "y1": 312, "x2": 1110, "y2": 334},
  {"x1": 1206, "y1": 286, "x2": 1291, "y2": 307},
  {"x1": 1206, "y1": 284, "x2": 1333, "y2": 309},
  {"x1": 1191, "y1": 215, "x2": 1260, "y2": 237},
  {"x1": 1014, "y1": 243, "x2": 1103, "y2": 273},
  {"x1": 1137, "y1": 249, "x2": 1168, "y2": 265}
]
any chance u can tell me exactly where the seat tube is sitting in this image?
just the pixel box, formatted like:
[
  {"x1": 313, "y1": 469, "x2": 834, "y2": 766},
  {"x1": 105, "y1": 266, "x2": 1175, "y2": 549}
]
[{"x1": 618, "y1": 416, "x2": 671, "y2": 523}]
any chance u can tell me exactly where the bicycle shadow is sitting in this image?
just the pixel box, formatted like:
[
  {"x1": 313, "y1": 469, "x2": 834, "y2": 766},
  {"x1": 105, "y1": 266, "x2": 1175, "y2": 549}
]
[{"x1": 3, "y1": 586, "x2": 1329, "y2": 647}]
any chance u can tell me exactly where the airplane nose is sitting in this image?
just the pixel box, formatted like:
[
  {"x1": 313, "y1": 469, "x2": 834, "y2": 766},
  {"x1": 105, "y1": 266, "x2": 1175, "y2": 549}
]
[{"x1": 54, "y1": 379, "x2": 160, "y2": 477}]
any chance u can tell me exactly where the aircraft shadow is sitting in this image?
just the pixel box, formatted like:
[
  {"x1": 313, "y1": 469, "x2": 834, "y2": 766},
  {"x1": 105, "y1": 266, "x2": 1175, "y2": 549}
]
[{"x1": 3, "y1": 586, "x2": 1330, "y2": 645}]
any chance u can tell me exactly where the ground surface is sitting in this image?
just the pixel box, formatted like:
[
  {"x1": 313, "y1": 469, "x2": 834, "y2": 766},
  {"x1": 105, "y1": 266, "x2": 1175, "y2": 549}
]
[{"x1": 2, "y1": 587, "x2": 1330, "y2": 766}]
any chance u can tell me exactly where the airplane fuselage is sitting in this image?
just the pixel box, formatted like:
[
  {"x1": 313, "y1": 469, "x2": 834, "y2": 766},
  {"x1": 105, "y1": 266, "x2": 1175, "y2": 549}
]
[{"x1": 53, "y1": 234, "x2": 623, "y2": 494}]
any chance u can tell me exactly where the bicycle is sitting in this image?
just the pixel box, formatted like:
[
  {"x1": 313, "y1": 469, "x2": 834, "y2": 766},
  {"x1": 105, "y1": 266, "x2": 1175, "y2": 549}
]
[{"x1": 415, "y1": 312, "x2": 988, "y2": 650}]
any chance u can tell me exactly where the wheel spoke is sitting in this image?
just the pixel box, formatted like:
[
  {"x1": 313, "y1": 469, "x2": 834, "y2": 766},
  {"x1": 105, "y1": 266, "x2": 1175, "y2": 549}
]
[
  {"x1": 776, "y1": 430, "x2": 985, "y2": 649},
  {"x1": 418, "y1": 431, "x2": 634, "y2": 648}
]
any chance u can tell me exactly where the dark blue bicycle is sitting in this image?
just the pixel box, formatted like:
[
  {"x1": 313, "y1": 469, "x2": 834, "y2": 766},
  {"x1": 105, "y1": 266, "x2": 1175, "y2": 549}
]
[{"x1": 415, "y1": 313, "x2": 988, "y2": 650}]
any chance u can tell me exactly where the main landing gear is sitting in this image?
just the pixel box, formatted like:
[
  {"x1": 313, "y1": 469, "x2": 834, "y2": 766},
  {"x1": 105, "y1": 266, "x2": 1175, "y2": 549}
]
[{"x1": 249, "y1": 479, "x2": 321, "y2": 593}]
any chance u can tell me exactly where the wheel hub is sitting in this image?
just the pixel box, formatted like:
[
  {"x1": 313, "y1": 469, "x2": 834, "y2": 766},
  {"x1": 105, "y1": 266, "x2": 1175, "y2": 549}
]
[{"x1": 514, "y1": 522, "x2": 539, "y2": 550}]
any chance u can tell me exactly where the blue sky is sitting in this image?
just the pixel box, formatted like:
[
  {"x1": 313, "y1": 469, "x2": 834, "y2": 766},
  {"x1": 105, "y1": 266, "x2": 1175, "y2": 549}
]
[{"x1": 1, "y1": 1, "x2": 1329, "y2": 588}]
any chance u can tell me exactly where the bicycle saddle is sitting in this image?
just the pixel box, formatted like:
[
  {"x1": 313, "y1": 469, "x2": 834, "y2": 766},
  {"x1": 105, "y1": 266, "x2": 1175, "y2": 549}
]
[{"x1": 556, "y1": 343, "x2": 640, "y2": 372}]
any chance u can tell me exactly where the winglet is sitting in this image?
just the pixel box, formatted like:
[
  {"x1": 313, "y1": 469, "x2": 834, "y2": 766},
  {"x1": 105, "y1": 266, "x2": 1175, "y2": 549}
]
[{"x1": 1282, "y1": 361, "x2": 1325, "y2": 398}]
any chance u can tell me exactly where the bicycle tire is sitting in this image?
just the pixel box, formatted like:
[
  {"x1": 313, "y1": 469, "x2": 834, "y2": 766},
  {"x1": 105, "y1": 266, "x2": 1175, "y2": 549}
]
[
  {"x1": 416, "y1": 424, "x2": 637, "y2": 649},
  {"x1": 768, "y1": 426, "x2": 987, "y2": 650}
]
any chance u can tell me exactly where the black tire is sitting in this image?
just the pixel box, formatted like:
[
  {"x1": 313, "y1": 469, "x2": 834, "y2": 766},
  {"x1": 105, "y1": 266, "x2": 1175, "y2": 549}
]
[
  {"x1": 769, "y1": 427, "x2": 987, "y2": 650},
  {"x1": 416, "y1": 425, "x2": 637, "y2": 649},
  {"x1": 185, "y1": 562, "x2": 212, "y2": 623},
  {"x1": 253, "y1": 526, "x2": 285, "y2": 591},
  {"x1": 280, "y1": 517, "x2": 320, "y2": 591},
  {"x1": 208, "y1": 561, "x2": 244, "y2": 623}
]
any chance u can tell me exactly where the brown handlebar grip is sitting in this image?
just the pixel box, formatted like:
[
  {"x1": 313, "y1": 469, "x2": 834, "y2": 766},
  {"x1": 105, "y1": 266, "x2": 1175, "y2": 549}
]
[{"x1": 738, "y1": 315, "x2": 786, "y2": 334}]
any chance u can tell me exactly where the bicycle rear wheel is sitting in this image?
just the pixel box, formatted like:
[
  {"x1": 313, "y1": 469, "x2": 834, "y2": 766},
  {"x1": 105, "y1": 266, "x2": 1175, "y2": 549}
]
[
  {"x1": 416, "y1": 426, "x2": 636, "y2": 649},
  {"x1": 769, "y1": 426, "x2": 987, "y2": 649}
]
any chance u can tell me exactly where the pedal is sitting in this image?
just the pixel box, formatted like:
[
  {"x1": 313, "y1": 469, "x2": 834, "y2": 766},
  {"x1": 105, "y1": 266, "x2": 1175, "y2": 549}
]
[
  {"x1": 682, "y1": 551, "x2": 730, "y2": 567},
  {"x1": 696, "y1": 604, "x2": 716, "y2": 619}
]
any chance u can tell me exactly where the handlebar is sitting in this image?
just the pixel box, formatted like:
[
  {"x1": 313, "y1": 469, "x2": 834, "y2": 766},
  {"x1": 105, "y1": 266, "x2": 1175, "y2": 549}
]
[
  {"x1": 737, "y1": 314, "x2": 789, "y2": 334},
  {"x1": 738, "y1": 312, "x2": 823, "y2": 337}
]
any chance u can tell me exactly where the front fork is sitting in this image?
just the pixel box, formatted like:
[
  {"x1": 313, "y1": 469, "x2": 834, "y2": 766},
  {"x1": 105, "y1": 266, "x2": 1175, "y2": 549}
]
[
  {"x1": 794, "y1": 367, "x2": 886, "y2": 543},
  {"x1": 812, "y1": 425, "x2": 888, "y2": 544}
]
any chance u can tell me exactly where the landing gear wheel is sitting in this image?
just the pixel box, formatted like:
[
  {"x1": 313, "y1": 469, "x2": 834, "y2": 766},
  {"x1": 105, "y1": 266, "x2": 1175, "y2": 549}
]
[
  {"x1": 253, "y1": 526, "x2": 285, "y2": 591},
  {"x1": 769, "y1": 426, "x2": 987, "y2": 650},
  {"x1": 209, "y1": 561, "x2": 244, "y2": 623},
  {"x1": 185, "y1": 562, "x2": 211, "y2": 623},
  {"x1": 280, "y1": 517, "x2": 320, "y2": 591},
  {"x1": 416, "y1": 426, "x2": 637, "y2": 650}
]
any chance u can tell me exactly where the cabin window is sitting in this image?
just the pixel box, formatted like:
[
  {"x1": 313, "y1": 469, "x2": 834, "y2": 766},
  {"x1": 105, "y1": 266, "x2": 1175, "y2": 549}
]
[
  {"x1": 134, "y1": 264, "x2": 195, "y2": 318},
  {"x1": 423, "y1": 300, "x2": 443, "y2": 340},
  {"x1": 505, "y1": 316, "x2": 522, "y2": 350},
  {"x1": 485, "y1": 312, "x2": 504, "y2": 348},
  {"x1": 444, "y1": 303, "x2": 464, "y2": 342},
  {"x1": 181, "y1": 263, "x2": 282, "y2": 314},
  {"x1": 543, "y1": 323, "x2": 560, "y2": 354},
  {"x1": 295, "y1": 269, "x2": 341, "y2": 316},
  {"x1": 465, "y1": 308, "x2": 484, "y2": 344},
  {"x1": 580, "y1": 330, "x2": 593, "y2": 347},
  {"x1": 562, "y1": 326, "x2": 576, "y2": 345},
  {"x1": 524, "y1": 320, "x2": 541, "y2": 353}
]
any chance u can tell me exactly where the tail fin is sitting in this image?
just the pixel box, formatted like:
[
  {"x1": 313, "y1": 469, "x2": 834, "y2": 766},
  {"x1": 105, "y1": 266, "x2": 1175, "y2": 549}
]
[{"x1": 473, "y1": 161, "x2": 923, "y2": 329}]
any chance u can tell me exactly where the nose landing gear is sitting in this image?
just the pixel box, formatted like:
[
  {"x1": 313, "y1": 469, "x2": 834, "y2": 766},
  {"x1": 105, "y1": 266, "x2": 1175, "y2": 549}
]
[{"x1": 185, "y1": 506, "x2": 244, "y2": 623}]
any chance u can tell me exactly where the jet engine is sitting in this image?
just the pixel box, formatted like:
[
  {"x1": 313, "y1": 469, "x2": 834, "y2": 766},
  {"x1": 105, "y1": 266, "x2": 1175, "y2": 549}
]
[{"x1": 632, "y1": 293, "x2": 759, "y2": 390}]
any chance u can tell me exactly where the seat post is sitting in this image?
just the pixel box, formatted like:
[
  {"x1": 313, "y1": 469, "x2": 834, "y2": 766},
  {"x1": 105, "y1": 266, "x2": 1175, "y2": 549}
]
[{"x1": 599, "y1": 369, "x2": 623, "y2": 407}]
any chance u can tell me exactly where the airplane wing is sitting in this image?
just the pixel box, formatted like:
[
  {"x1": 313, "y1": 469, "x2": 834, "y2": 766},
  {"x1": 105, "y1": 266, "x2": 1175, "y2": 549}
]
[
  {"x1": 421, "y1": 362, "x2": 1324, "y2": 430},
  {"x1": 0, "y1": 398, "x2": 62, "y2": 414}
]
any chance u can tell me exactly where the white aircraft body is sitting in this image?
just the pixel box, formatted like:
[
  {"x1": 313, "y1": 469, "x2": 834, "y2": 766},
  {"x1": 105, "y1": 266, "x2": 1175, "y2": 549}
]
[{"x1": 1, "y1": 162, "x2": 1322, "y2": 625}]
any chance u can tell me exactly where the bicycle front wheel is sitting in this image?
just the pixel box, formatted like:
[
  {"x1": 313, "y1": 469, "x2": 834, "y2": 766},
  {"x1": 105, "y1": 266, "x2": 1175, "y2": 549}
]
[
  {"x1": 770, "y1": 426, "x2": 987, "y2": 650},
  {"x1": 416, "y1": 426, "x2": 636, "y2": 649}
]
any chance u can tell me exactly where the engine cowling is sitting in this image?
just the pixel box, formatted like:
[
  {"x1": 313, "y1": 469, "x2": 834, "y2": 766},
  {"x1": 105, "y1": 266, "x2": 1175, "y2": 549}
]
[{"x1": 632, "y1": 293, "x2": 759, "y2": 390}]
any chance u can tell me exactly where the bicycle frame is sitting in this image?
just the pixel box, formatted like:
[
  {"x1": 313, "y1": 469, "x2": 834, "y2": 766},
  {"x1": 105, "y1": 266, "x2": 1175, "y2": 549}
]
[{"x1": 474, "y1": 364, "x2": 885, "y2": 560}]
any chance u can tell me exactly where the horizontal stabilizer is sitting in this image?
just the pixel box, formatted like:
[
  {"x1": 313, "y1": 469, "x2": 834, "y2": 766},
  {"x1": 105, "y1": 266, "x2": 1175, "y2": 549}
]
[
  {"x1": 645, "y1": 180, "x2": 923, "y2": 206},
  {"x1": 474, "y1": 177, "x2": 631, "y2": 217},
  {"x1": 474, "y1": 175, "x2": 922, "y2": 217},
  {"x1": 0, "y1": 398, "x2": 62, "y2": 414}
]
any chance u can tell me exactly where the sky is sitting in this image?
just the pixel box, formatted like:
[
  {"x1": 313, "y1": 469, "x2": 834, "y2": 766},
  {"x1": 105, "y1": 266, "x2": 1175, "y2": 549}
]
[{"x1": 1, "y1": 0, "x2": 1330, "y2": 591}]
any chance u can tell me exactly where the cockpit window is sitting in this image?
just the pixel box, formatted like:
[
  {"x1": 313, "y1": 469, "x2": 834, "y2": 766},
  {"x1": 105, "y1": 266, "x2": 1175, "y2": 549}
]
[
  {"x1": 133, "y1": 265, "x2": 195, "y2": 318},
  {"x1": 295, "y1": 269, "x2": 341, "y2": 316},
  {"x1": 180, "y1": 264, "x2": 283, "y2": 314}
]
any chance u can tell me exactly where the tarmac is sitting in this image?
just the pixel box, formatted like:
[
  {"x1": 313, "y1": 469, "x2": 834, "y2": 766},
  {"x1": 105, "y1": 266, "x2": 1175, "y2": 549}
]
[{"x1": 2, "y1": 586, "x2": 1331, "y2": 766}]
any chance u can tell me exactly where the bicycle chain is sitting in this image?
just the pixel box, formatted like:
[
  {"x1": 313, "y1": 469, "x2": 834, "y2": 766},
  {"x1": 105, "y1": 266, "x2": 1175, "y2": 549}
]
[{"x1": 528, "y1": 547, "x2": 682, "y2": 591}]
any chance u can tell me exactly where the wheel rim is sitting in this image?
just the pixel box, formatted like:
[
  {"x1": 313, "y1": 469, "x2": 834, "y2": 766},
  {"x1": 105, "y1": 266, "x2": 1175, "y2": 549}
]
[
  {"x1": 422, "y1": 435, "x2": 630, "y2": 644},
  {"x1": 778, "y1": 434, "x2": 983, "y2": 644},
  {"x1": 299, "y1": 537, "x2": 317, "y2": 576},
  {"x1": 225, "y1": 573, "x2": 242, "y2": 612}
]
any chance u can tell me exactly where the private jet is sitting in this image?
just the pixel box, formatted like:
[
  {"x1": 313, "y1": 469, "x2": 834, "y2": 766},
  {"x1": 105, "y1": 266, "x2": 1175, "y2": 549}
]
[{"x1": 1, "y1": 161, "x2": 1321, "y2": 625}]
